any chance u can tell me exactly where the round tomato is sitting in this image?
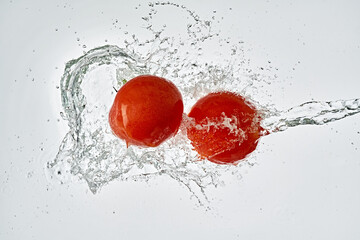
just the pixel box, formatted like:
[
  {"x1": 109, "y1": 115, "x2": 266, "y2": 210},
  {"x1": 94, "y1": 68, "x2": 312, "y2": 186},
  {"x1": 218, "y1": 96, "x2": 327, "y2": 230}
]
[
  {"x1": 187, "y1": 91, "x2": 264, "y2": 164},
  {"x1": 109, "y1": 75, "x2": 183, "y2": 147}
]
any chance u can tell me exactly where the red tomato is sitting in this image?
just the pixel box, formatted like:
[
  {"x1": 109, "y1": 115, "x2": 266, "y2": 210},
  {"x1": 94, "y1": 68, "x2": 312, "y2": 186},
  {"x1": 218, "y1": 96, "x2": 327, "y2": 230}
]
[
  {"x1": 187, "y1": 91, "x2": 264, "y2": 164},
  {"x1": 109, "y1": 75, "x2": 183, "y2": 147}
]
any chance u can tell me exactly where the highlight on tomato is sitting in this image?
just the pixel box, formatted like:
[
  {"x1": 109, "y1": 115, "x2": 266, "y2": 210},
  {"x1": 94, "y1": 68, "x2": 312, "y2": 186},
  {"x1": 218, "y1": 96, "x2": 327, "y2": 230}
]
[
  {"x1": 186, "y1": 91, "x2": 264, "y2": 164},
  {"x1": 109, "y1": 75, "x2": 184, "y2": 147}
]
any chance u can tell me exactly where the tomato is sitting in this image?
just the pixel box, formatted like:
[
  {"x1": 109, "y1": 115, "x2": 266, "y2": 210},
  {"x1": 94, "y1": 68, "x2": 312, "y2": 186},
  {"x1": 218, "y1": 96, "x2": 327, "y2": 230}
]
[
  {"x1": 109, "y1": 75, "x2": 183, "y2": 147},
  {"x1": 187, "y1": 91, "x2": 264, "y2": 164}
]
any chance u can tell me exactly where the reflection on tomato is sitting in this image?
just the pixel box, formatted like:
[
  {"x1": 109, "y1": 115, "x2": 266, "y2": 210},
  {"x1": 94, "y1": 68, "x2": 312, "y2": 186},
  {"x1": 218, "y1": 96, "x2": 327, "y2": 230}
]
[
  {"x1": 109, "y1": 75, "x2": 183, "y2": 147},
  {"x1": 187, "y1": 91, "x2": 264, "y2": 164}
]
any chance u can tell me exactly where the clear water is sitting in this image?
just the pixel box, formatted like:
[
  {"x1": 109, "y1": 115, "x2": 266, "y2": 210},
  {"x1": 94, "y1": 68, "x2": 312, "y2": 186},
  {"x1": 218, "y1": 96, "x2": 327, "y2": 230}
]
[{"x1": 47, "y1": 2, "x2": 360, "y2": 204}]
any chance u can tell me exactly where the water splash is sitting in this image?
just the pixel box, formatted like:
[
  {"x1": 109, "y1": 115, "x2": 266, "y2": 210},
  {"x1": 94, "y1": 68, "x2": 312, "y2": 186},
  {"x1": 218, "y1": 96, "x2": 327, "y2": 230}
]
[
  {"x1": 263, "y1": 98, "x2": 360, "y2": 133},
  {"x1": 48, "y1": 3, "x2": 360, "y2": 204},
  {"x1": 48, "y1": 43, "x2": 241, "y2": 205}
]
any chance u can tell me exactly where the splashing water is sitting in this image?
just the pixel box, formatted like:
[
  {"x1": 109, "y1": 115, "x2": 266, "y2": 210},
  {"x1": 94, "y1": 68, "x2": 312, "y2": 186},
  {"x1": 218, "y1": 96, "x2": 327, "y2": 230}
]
[
  {"x1": 47, "y1": 3, "x2": 360, "y2": 204},
  {"x1": 263, "y1": 99, "x2": 360, "y2": 133}
]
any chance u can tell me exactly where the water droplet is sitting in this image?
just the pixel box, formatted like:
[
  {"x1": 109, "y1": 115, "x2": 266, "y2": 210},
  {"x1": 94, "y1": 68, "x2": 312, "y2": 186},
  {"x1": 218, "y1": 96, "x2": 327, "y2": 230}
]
[{"x1": 27, "y1": 171, "x2": 34, "y2": 178}]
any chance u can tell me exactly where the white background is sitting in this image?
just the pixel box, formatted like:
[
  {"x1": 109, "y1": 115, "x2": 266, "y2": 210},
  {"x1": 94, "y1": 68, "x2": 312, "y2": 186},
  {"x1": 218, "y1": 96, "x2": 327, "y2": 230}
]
[{"x1": 1, "y1": 0, "x2": 360, "y2": 239}]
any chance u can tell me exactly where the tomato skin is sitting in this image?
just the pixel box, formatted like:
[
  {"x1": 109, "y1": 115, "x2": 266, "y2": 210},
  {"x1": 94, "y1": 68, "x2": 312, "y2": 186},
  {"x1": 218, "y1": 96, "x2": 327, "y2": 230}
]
[
  {"x1": 109, "y1": 75, "x2": 183, "y2": 147},
  {"x1": 187, "y1": 91, "x2": 263, "y2": 164}
]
